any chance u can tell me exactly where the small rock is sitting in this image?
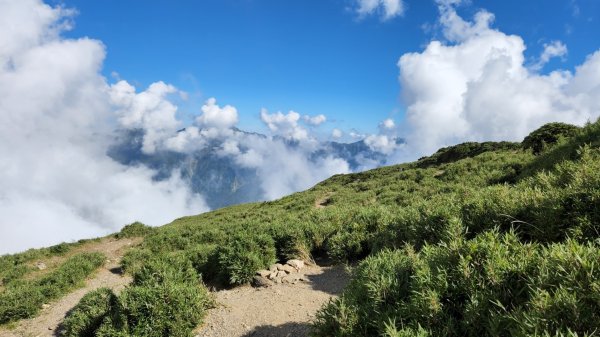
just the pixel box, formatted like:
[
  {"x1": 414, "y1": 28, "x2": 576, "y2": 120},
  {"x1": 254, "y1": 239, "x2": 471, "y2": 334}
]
[
  {"x1": 256, "y1": 269, "x2": 271, "y2": 278},
  {"x1": 275, "y1": 264, "x2": 286, "y2": 271},
  {"x1": 274, "y1": 277, "x2": 282, "y2": 284},
  {"x1": 287, "y1": 259, "x2": 304, "y2": 270},
  {"x1": 268, "y1": 272, "x2": 278, "y2": 280},
  {"x1": 280, "y1": 264, "x2": 295, "y2": 274},
  {"x1": 276, "y1": 270, "x2": 287, "y2": 278},
  {"x1": 41, "y1": 303, "x2": 50, "y2": 309},
  {"x1": 298, "y1": 274, "x2": 309, "y2": 282},
  {"x1": 35, "y1": 262, "x2": 47, "y2": 270},
  {"x1": 251, "y1": 276, "x2": 273, "y2": 288},
  {"x1": 282, "y1": 275, "x2": 299, "y2": 284}
]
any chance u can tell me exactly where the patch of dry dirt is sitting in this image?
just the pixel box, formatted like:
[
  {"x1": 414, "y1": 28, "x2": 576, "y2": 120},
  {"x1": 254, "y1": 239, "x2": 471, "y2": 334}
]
[
  {"x1": 0, "y1": 237, "x2": 138, "y2": 337},
  {"x1": 195, "y1": 264, "x2": 349, "y2": 337}
]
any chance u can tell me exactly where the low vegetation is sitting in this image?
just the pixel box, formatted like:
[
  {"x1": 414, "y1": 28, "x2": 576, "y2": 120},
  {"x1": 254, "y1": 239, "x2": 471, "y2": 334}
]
[
  {"x1": 62, "y1": 255, "x2": 212, "y2": 337},
  {"x1": 0, "y1": 252, "x2": 104, "y2": 324},
  {"x1": 6, "y1": 119, "x2": 600, "y2": 336}
]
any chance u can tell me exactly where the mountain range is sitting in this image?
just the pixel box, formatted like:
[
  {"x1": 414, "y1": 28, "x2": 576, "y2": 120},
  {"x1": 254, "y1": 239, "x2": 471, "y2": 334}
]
[{"x1": 107, "y1": 128, "x2": 395, "y2": 209}]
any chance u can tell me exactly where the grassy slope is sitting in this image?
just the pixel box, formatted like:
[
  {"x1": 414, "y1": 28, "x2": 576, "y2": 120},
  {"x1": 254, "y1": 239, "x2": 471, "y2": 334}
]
[{"x1": 4, "y1": 121, "x2": 600, "y2": 336}]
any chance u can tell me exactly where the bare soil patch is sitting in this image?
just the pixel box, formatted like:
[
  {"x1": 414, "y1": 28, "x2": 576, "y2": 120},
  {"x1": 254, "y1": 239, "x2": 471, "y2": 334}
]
[{"x1": 196, "y1": 264, "x2": 349, "y2": 337}]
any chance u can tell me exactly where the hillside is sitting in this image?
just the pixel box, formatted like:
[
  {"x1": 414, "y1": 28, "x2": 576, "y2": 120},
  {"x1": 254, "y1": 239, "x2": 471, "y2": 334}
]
[{"x1": 1, "y1": 120, "x2": 599, "y2": 336}]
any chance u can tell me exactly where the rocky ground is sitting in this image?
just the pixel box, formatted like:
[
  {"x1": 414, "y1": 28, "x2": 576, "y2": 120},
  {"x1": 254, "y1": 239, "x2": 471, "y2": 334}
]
[{"x1": 195, "y1": 261, "x2": 349, "y2": 337}]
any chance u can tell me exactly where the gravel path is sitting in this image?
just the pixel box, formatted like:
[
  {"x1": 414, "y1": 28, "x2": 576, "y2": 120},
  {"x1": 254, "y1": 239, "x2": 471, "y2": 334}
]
[
  {"x1": 0, "y1": 238, "x2": 137, "y2": 337},
  {"x1": 195, "y1": 264, "x2": 349, "y2": 337}
]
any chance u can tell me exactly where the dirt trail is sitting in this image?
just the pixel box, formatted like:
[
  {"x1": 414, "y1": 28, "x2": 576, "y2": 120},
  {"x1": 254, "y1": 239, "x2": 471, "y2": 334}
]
[
  {"x1": 0, "y1": 238, "x2": 138, "y2": 337},
  {"x1": 196, "y1": 264, "x2": 349, "y2": 337}
]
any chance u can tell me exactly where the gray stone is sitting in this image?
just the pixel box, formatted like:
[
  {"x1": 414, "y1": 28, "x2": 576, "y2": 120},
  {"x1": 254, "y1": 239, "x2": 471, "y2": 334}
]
[
  {"x1": 269, "y1": 264, "x2": 283, "y2": 272},
  {"x1": 282, "y1": 275, "x2": 299, "y2": 284},
  {"x1": 280, "y1": 264, "x2": 295, "y2": 274},
  {"x1": 251, "y1": 276, "x2": 273, "y2": 288},
  {"x1": 35, "y1": 262, "x2": 47, "y2": 270},
  {"x1": 287, "y1": 259, "x2": 305, "y2": 270}
]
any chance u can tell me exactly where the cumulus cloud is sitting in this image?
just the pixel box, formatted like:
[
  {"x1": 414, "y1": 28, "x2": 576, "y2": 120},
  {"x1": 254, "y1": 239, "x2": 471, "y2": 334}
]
[
  {"x1": 196, "y1": 97, "x2": 239, "y2": 130},
  {"x1": 394, "y1": 1, "x2": 600, "y2": 160},
  {"x1": 110, "y1": 80, "x2": 181, "y2": 154},
  {"x1": 260, "y1": 109, "x2": 310, "y2": 141},
  {"x1": 532, "y1": 41, "x2": 568, "y2": 71},
  {"x1": 0, "y1": 0, "x2": 207, "y2": 254},
  {"x1": 381, "y1": 118, "x2": 396, "y2": 130},
  {"x1": 303, "y1": 114, "x2": 327, "y2": 126},
  {"x1": 355, "y1": 0, "x2": 404, "y2": 20},
  {"x1": 332, "y1": 128, "x2": 343, "y2": 139}
]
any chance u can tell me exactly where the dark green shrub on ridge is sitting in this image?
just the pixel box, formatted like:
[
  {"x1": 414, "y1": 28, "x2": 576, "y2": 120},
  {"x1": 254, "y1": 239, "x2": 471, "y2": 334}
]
[
  {"x1": 115, "y1": 221, "x2": 153, "y2": 239},
  {"x1": 522, "y1": 122, "x2": 580, "y2": 154}
]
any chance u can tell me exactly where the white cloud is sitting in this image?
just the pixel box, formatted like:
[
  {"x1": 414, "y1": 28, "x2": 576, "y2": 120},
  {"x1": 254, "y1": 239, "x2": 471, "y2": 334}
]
[
  {"x1": 196, "y1": 97, "x2": 239, "y2": 130},
  {"x1": 532, "y1": 41, "x2": 568, "y2": 71},
  {"x1": 303, "y1": 114, "x2": 327, "y2": 126},
  {"x1": 394, "y1": 2, "x2": 600, "y2": 160},
  {"x1": 332, "y1": 128, "x2": 343, "y2": 139},
  {"x1": 110, "y1": 80, "x2": 181, "y2": 154},
  {"x1": 260, "y1": 109, "x2": 309, "y2": 141},
  {"x1": 355, "y1": 0, "x2": 405, "y2": 20},
  {"x1": 381, "y1": 118, "x2": 396, "y2": 130},
  {"x1": 0, "y1": 0, "x2": 207, "y2": 254},
  {"x1": 364, "y1": 134, "x2": 400, "y2": 154},
  {"x1": 229, "y1": 135, "x2": 350, "y2": 199}
]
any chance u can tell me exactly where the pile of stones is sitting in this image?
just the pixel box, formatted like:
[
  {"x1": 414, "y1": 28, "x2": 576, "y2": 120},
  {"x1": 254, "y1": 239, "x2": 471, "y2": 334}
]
[{"x1": 252, "y1": 259, "x2": 308, "y2": 287}]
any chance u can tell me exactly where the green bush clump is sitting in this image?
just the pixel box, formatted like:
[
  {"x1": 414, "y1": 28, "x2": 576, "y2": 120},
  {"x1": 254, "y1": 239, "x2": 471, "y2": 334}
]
[
  {"x1": 0, "y1": 252, "x2": 104, "y2": 324},
  {"x1": 63, "y1": 255, "x2": 212, "y2": 337},
  {"x1": 313, "y1": 231, "x2": 600, "y2": 337},
  {"x1": 522, "y1": 122, "x2": 580, "y2": 154},
  {"x1": 417, "y1": 141, "x2": 521, "y2": 168},
  {"x1": 217, "y1": 232, "x2": 276, "y2": 285},
  {"x1": 115, "y1": 221, "x2": 153, "y2": 239},
  {"x1": 120, "y1": 248, "x2": 153, "y2": 276},
  {"x1": 60, "y1": 288, "x2": 116, "y2": 337},
  {"x1": 185, "y1": 244, "x2": 219, "y2": 281}
]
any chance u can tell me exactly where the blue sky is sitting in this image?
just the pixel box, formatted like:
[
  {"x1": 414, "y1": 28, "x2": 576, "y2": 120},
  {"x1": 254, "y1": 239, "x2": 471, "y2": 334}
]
[{"x1": 54, "y1": 0, "x2": 600, "y2": 135}]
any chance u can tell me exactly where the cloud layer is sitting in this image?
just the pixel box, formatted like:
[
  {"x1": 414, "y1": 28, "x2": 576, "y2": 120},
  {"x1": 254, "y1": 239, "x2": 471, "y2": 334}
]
[
  {"x1": 0, "y1": 0, "x2": 207, "y2": 254},
  {"x1": 394, "y1": 0, "x2": 600, "y2": 160}
]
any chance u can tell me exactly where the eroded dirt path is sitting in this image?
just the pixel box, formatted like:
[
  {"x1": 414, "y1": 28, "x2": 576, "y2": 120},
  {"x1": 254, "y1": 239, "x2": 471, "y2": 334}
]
[
  {"x1": 0, "y1": 238, "x2": 138, "y2": 337},
  {"x1": 195, "y1": 264, "x2": 349, "y2": 337}
]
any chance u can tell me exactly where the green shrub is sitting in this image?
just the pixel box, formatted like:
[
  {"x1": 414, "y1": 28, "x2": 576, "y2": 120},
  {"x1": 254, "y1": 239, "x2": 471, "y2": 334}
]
[
  {"x1": 217, "y1": 233, "x2": 276, "y2": 285},
  {"x1": 185, "y1": 244, "x2": 219, "y2": 282},
  {"x1": 66, "y1": 254, "x2": 212, "y2": 337},
  {"x1": 522, "y1": 122, "x2": 580, "y2": 154},
  {"x1": 313, "y1": 231, "x2": 600, "y2": 337},
  {"x1": 0, "y1": 252, "x2": 105, "y2": 324},
  {"x1": 115, "y1": 221, "x2": 153, "y2": 239},
  {"x1": 120, "y1": 281, "x2": 209, "y2": 337},
  {"x1": 121, "y1": 248, "x2": 153, "y2": 275},
  {"x1": 60, "y1": 288, "x2": 116, "y2": 337}
]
